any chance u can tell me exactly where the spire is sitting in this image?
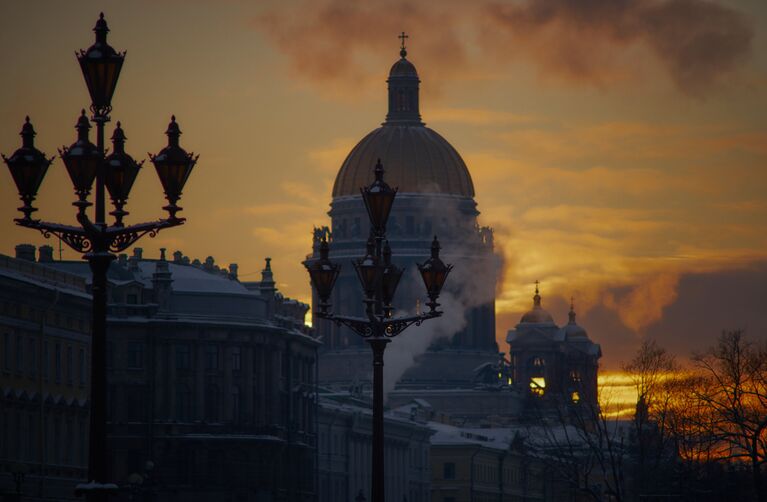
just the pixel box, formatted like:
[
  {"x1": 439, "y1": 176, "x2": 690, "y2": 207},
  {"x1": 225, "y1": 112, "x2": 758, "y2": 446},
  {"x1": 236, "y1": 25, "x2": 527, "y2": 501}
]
[
  {"x1": 385, "y1": 32, "x2": 423, "y2": 126},
  {"x1": 569, "y1": 296, "x2": 577, "y2": 324},
  {"x1": 533, "y1": 280, "x2": 541, "y2": 307}
]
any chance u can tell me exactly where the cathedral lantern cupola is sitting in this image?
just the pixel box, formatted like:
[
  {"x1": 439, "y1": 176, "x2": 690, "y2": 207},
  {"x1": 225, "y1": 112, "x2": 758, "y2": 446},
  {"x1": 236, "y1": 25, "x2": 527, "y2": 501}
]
[
  {"x1": 560, "y1": 297, "x2": 590, "y2": 341},
  {"x1": 385, "y1": 32, "x2": 423, "y2": 126}
]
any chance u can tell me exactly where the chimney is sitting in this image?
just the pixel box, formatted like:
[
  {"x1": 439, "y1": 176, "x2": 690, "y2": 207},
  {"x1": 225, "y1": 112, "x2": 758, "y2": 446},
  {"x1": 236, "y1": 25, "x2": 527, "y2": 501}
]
[
  {"x1": 229, "y1": 263, "x2": 238, "y2": 280},
  {"x1": 118, "y1": 253, "x2": 128, "y2": 267},
  {"x1": 173, "y1": 250, "x2": 183, "y2": 264},
  {"x1": 38, "y1": 245, "x2": 54, "y2": 263},
  {"x1": 133, "y1": 247, "x2": 143, "y2": 260},
  {"x1": 260, "y1": 257, "x2": 277, "y2": 319},
  {"x1": 152, "y1": 248, "x2": 173, "y2": 312},
  {"x1": 15, "y1": 244, "x2": 36, "y2": 262},
  {"x1": 204, "y1": 256, "x2": 214, "y2": 271}
]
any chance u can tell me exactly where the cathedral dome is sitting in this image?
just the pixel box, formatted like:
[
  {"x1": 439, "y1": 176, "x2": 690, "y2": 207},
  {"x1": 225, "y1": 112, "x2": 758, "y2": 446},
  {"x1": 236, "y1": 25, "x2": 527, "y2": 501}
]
[
  {"x1": 332, "y1": 126, "x2": 475, "y2": 198},
  {"x1": 560, "y1": 300, "x2": 589, "y2": 340},
  {"x1": 519, "y1": 284, "x2": 555, "y2": 325},
  {"x1": 389, "y1": 56, "x2": 418, "y2": 77},
  {"x1": 332, "y1": 44, "x2": 475, "y2": 199}
]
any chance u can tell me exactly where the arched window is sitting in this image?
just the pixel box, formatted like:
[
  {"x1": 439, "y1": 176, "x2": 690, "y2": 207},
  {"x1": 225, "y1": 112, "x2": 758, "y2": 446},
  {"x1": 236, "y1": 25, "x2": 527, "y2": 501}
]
[
  {"x1": 570, "y1": 369, "x2": 582, "y2": 383},
  {"x1": 529, "y1": 356, "x2": 546, "y2": 396}
]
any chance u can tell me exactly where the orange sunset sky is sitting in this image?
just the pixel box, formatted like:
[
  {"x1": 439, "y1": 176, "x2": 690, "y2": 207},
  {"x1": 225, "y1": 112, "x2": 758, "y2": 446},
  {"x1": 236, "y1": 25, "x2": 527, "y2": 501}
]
[{"x1": 1, "y1": 0, "x2": 766, "y2": 371}]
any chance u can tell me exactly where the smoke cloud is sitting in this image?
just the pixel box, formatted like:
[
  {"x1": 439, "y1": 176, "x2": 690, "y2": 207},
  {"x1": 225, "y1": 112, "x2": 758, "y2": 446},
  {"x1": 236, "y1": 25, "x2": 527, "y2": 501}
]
[
  {"x1": 254, "y1": 0, "x2": 752, "y2": 96},
  {"x1": 604, "y1": 272, "x2": 680, "y2": 332},
  {"x1": 383, "y1": 198, "x2": 503, "y2": 396}
]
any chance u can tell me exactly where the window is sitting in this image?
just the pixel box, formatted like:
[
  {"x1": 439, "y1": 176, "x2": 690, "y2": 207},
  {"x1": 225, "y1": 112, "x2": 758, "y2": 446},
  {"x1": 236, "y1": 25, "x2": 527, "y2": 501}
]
[
  {"x1": 2, "y1": 333, "x2": 9, "y2": 371},
  {"x1": 127, "y1": 342, "x2": 144, "y2": 369},
  {"x1": 78, "y1": 348, "x2": 86, "y2": 386},
  {"x1": 16, "y1": 335, "x2": 23, "y2": 373},
  {"x1": 42, "y1": 341, "x2": 49, "y2": 381},
  {"x1": 55, "y1": 343, "x2": 62, "y2": 383},
  {"x1": 28, "y1": 338, "x2": 36, "y2": 377},
  {"x1": 176, "y1": 344, "x2": 191, "y2": 370},
  {"x1": 232, "y1": 347, "x2": 241, "y2": 371},
  {"x1": 176, "y1": 385, "x2": 192, "y2": 421},
  {"x1": 125, "y1": 387, "x2": 145, "y2": 422},
  {"x1": 530, "y1": 377, "x2": 546, "y2": 397},
  {"x1": 443, "y1": 462, "x2": 456, "y2": 480},
  {"x1": 571, "y1": 391, "x2": 581, "y2": 403},
  {"x1": 205, "y1": 345, "x2": 218, "y2": 370},
  {"x1": 66, "y1": 346, "x2": 73, "y2": 384},
  {"x1": 126, "y1": 293, "x2": 138, "y2": 305},
  {"x1": 232, "y1": 386, "x2": 241, "y2": 422},
  {"x1": 205, "y1": 385, "x2": 219, "y2": 422}
]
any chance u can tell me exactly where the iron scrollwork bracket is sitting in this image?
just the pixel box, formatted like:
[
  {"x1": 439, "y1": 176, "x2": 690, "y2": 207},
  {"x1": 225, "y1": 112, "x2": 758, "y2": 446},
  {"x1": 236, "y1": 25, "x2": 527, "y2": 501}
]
[
  {"x1": 381, "y1": 311, "x2": 442, "y2": 338},
  {"x1": 315, "y1": 310, "x2": 443, "y2": 339},
  {"x1": 316, "y1": 312, "x2": 375, "y2": 338},
  {"x1": 16, "y1": 218, "x2": 93, "y2": 254},
  {"x1": 14, "y1": 215, "x2": 184, "y2": 255},
  {"x1": 105, "y1": 218, "x2": 184, "y2": 253}
]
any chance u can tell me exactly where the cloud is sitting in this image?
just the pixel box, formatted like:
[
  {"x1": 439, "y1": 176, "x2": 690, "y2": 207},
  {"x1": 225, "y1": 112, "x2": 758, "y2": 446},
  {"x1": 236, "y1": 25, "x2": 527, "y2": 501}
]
[
  {"x1": 482, "y1": 0, "x2": 753, "y2": 96},
  {"x1": 253, "y1": 0, "x2": 753, "y2": 97}
]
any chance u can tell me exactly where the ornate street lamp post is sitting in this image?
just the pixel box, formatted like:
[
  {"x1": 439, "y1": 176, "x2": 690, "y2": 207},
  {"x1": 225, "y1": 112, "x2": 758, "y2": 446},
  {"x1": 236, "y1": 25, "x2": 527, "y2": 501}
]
[
  {"x1": 2, "y1": 13, "x2": 197, "y2": 502},
  {"x1": 305, "y1": 160, "x2": 451, "y2": 502}
]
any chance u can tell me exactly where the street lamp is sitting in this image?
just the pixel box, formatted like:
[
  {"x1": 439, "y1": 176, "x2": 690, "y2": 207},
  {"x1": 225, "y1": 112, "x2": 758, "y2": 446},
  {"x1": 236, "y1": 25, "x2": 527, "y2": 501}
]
[
  {"x1": 2, "y1": 13, "x2": 197, "y2": 502},
  {"x1": 304, "y1": 159, "x2": 451, "y2": 502}
]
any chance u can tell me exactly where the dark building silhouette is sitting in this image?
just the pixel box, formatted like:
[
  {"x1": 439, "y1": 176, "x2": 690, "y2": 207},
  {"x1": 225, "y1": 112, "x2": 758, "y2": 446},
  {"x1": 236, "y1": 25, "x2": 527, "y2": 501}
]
[
  {"x1": 506, "y1": 286, "x2": 601, "y2": 414},
  {"x1": 15, "y1": 245, "x2": 318, "y2": 502}
]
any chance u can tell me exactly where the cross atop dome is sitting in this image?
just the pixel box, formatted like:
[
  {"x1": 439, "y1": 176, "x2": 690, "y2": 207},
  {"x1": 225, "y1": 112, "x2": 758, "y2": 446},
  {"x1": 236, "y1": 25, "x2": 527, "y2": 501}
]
[{"x1": 399, "y1": 31, "x2": 409, "y2": 58}]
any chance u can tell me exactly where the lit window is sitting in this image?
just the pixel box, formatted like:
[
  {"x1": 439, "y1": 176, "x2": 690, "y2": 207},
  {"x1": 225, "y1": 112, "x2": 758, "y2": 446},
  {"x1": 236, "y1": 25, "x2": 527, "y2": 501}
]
[
  {"x1": 571, "y1": 391, "x2": 580, "y2": 403},
  {"x1": 530, "y1": 377, "x2": 546, "y2": 396},
  {"x1": 570, "y1": 370, "x2": 581, "y2": 383}
]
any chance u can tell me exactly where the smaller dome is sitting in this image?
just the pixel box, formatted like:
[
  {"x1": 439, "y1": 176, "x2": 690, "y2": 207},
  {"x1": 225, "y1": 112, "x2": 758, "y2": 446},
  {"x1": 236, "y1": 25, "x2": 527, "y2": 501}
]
[
  {"x1": 389, "y1": 56, "x2": 418, "y2": 78},
  {"x1": 560, "y1": 299, "x2": 589, "y2": 340},
  {"x1": 520, "y1": 283, "x2": 555, "y2": 324}
]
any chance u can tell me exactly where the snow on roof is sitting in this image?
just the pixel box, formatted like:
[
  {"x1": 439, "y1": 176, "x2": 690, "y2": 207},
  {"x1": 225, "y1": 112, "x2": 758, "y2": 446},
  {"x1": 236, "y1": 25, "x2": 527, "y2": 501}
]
[
  {"x1": 428, "y1": 422, "x2": 517, "y2": 450},
  {"x1": 136, "y1": 261, "x2": 252, "y2": 295}
]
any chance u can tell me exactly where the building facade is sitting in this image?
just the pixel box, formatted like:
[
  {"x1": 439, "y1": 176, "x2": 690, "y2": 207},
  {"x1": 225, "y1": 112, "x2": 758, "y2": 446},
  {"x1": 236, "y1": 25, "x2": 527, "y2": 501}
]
[
  {"x1": 8, "y1": 244, "x2": 319, "y2": 502},
  {"x1": 429, "y1": 421, "x2": 558, "y2": 502},
  {"x1": 317, "y1": 391, "x2": 432, "y2": 502},
  {"x1": 0, "y1": 245, "x2": 92, "y2": 501}
]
